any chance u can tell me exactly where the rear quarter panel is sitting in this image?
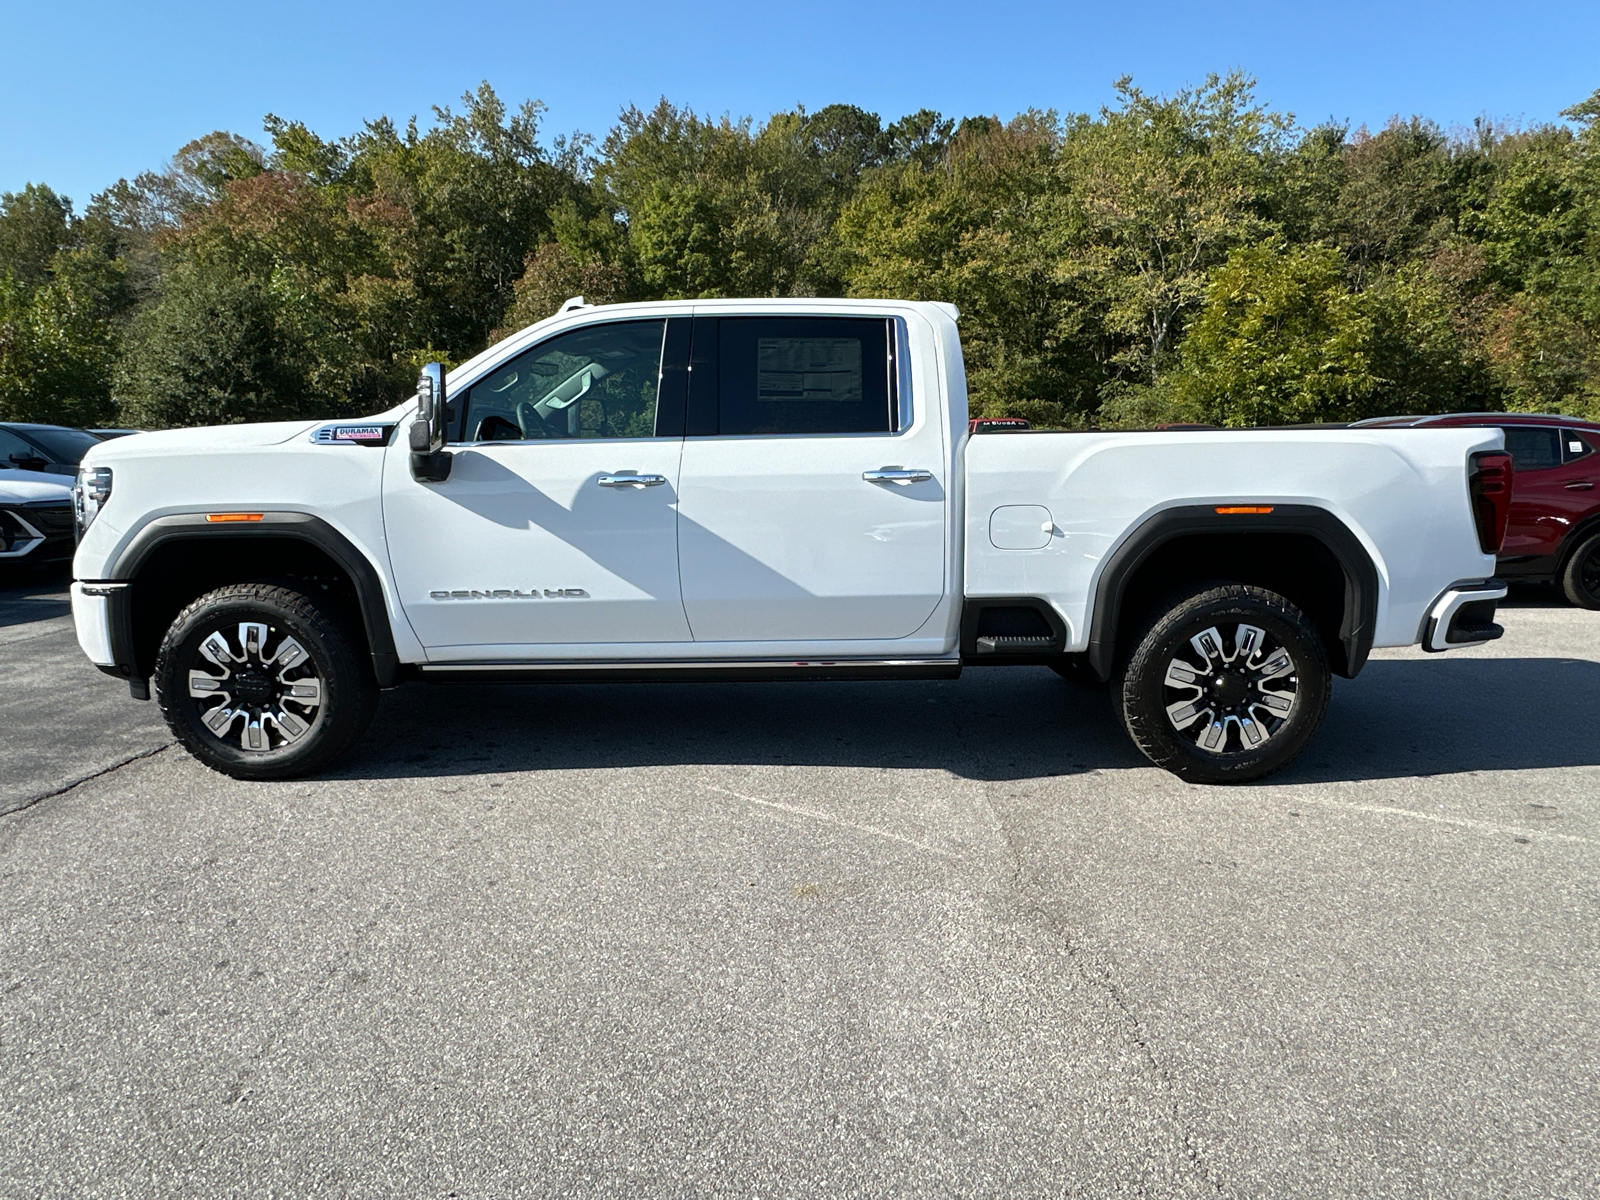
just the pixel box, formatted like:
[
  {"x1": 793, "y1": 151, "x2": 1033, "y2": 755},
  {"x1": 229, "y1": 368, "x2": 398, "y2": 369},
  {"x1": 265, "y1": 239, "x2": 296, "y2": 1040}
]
[{"x1": 964, "y1": 428, "x2": 1502, "y2": 650}]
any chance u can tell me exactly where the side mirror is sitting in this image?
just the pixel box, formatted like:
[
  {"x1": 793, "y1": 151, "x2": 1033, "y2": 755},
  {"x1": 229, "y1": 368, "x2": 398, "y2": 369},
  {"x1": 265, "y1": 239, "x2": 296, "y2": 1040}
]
[{"x1": 409, "y1": 362, "x2": 453, "y2": 482}]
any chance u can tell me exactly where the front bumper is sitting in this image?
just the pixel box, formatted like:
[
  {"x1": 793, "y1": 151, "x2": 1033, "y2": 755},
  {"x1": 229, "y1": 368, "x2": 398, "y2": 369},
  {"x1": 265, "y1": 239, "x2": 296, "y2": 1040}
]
[
  {"x1": 1421, "y1": 578, "x2": 1508, "y2": 652},
  {"x1": 71, "y1": 579, "x2": 147, "y2": 698},
  {"x1": 71, "y1": 580, "x2": 122, "y2": 665}
]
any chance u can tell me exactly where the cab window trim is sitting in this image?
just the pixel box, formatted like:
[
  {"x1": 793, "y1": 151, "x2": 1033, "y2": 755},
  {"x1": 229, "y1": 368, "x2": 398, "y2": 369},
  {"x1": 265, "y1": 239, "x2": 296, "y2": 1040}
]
[{"x1": 893, "y1": 316, "x2": 914, "y2": 434}]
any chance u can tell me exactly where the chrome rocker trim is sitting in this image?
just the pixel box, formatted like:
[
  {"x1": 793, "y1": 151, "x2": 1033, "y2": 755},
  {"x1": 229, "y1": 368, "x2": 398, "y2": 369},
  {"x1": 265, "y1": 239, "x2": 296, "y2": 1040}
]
[{"x1": 417, "y1": 657, "x2": 963, "y2": 684}]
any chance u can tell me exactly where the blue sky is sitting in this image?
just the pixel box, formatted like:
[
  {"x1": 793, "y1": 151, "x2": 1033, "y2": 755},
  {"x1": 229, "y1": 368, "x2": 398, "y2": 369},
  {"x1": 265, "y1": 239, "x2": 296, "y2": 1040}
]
[{"x1": 2, "y1": 0, "x2": 1597, "y2": 207}]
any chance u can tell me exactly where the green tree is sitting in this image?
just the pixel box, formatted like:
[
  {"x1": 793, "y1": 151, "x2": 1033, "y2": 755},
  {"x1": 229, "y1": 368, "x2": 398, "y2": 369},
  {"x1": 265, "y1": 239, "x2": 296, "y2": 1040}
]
[
  {"x1": 340, "y1": 85, "x2": 579, "y2": 352},
  {"x1": 1, "y1": 76, "x2": 1593, "y2": 432},
  {"x1": 837, "y1": 112, "x2": 1092, "y2": 423},
  {"x1": 1363, "y1": 260, "x2": 1497, "y2": 415},
  {"x1": 494, "y1": 242, "x2": 628, "y2": 338},
  {"x1": 1320, "y1": 118, "x2": 1456, "y2": 285},
  {"x1": 1161, "y1": 243, "x2": 1376, "y2": 426},
  {"x1": 1466, "y1": 92, "x2": 1600, "y2": 414},
  {"x1": 115, "y1": 256, "x2": 309, "y2": 427},
  {"x1": 103, "y1": 84, "x2": 588, "y2": 425},
  {"x1": 1051, "y1": 73, "x2": 1286, "y2": 387},
  {"x1": 0, "y1": 184, "x2": 74, "y2": 291},
  {"x1": 600, "y1": 99, "x2": 880, "y2": 299},
  {"x1": 0, "y1": 184, "x2": 131, "y2": 425},
  {"x1": 0, "y1": 251, "x2": 124, "y2": 426}
]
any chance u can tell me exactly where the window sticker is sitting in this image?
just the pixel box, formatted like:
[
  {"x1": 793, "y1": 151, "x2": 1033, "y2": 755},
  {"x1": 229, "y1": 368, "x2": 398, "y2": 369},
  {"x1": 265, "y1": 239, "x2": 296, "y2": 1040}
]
[{"x1": 756, "y1": 338, "x2": 862, "y2": 403}]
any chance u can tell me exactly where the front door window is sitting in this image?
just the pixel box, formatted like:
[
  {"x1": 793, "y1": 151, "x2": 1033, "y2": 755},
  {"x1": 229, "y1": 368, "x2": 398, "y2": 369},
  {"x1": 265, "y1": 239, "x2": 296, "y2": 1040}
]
[{"x1": 462, "y1": 321, "x2": 667, "y2": 442}]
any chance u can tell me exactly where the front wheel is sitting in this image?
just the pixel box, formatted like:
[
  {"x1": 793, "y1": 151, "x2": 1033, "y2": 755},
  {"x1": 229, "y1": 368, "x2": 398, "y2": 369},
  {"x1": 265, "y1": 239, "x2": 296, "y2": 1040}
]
[
  {"x1": 154, "y1": 583, "x2": 378, "y2": 780},
  {"x1": 1560, "y1": 532, "x2": 1600, "y2": 610},
  {"x1": 1112, "y1": 583, "x2": 1331, "y2": 784}
]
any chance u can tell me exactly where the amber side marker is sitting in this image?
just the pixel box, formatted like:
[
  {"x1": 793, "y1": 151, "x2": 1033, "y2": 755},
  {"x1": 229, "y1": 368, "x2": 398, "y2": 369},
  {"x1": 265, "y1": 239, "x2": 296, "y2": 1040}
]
[
  {"x1": 1214, "y1": 505, "x2": 1275, "y2": 515},
  {"x1": 205, "y1": 513, "x2": 265, "y2": 523}
]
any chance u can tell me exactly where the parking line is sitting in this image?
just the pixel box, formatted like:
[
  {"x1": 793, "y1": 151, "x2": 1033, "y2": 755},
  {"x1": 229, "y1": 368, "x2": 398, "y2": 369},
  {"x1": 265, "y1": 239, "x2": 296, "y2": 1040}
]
[
  {"x1": 1293, "y1": 795, "x2": 1592, "y2": 845},
  {"x1": 702, "y1": 784, "x2": 957, "y2": 858}
]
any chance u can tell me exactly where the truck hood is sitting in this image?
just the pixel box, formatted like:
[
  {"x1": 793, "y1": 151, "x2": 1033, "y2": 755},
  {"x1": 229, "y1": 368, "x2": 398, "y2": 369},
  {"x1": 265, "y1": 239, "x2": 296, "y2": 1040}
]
[
  {"x1": 82, "y1": 420, "x2": 322, "y2": 465},
  {"x1": 0, "y1": 469, "x2": 74, "y2": 503}
]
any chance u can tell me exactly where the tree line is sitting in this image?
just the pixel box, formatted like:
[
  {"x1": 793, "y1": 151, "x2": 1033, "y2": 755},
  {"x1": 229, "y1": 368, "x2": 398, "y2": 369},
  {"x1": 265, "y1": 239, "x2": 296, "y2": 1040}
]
[{"x1": 2, "y1": 73, "x2": 1597, "y2": 431}]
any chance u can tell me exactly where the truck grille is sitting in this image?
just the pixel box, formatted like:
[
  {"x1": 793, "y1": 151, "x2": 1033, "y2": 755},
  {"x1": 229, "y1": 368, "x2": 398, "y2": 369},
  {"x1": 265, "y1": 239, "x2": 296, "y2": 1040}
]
[{"x1": 23, "y1": 502, "x2": 75, "y2": 537}]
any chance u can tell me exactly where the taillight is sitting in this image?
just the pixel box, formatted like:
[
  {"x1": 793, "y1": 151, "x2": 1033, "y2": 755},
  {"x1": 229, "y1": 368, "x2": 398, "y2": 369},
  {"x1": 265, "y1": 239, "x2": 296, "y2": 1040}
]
[{"x1": 1469, "y1": 451, "x2": 1513, "y2": 554}]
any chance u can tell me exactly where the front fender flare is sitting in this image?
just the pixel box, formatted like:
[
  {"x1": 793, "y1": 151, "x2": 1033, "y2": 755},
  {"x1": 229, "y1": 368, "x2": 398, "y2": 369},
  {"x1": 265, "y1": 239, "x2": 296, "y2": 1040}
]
[{"x1": 100, "y1": 511, "x2": 401, "y2": 687}]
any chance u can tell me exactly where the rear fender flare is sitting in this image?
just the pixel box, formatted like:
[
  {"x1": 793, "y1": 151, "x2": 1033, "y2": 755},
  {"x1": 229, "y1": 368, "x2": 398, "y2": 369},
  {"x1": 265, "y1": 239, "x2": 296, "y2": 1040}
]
[{"x1": 1086, "y1": 504, "x2": 1380, "y2": 681}]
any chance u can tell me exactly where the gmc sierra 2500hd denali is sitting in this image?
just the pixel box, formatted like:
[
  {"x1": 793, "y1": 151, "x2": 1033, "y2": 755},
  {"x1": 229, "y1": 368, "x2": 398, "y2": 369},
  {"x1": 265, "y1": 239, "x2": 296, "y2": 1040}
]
[{"x1": 70, "y1": 298, "x2": 1513, "y2": 784}]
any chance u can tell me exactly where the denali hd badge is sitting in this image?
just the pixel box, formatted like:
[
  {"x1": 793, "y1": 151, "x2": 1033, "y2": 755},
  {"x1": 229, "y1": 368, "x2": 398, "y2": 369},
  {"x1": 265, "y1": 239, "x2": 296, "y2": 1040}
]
[{"x1": 429, "y1": 589, "x2": 589, "y2": 600}]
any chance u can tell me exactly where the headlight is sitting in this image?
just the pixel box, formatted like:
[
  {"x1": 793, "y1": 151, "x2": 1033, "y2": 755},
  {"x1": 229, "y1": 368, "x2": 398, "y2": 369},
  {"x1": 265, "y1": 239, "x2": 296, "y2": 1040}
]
[{"x1": 74, "y1": 466, "x2": 113, "y2": 539}]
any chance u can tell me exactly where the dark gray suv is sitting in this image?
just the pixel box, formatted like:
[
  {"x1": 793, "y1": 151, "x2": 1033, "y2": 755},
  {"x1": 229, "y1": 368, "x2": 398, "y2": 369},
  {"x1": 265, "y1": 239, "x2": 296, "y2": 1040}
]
[{"x1": 0, "y1": 423, "x2": 107, "y2": 476}]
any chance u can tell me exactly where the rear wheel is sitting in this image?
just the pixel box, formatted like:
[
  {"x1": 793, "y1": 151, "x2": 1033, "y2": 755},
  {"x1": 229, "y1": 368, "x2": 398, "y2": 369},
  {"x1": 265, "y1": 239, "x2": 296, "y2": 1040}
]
[
  {"x1": 1560, "y1": 532, "x2": 1600, "y2": 609},
  {"x1": 1113, "y1": 583, "x2": 1330, "y2": 784},
  {"x1": 154, "y1": 583, "x2": 378, "y2": 780}
]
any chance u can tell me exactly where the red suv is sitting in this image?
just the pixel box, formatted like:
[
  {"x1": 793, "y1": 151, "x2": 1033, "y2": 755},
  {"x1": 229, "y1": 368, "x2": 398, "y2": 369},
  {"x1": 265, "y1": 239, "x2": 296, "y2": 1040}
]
[{"x1": 1357, "y1": 413, "x2": 1600, "y2": 607}]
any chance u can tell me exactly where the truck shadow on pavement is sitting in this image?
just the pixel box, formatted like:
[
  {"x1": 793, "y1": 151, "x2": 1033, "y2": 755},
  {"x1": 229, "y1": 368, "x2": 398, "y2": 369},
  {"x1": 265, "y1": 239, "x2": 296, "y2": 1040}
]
[{"x1": 337, "y1": 655, "x2": 1600, "y2": 786}]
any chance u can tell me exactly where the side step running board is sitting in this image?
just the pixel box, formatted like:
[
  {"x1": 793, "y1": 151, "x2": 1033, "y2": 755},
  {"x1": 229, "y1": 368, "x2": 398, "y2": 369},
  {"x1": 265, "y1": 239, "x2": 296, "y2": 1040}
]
[{"x1": 974, "y1": 634, "x2": 1056, "y2": 654}]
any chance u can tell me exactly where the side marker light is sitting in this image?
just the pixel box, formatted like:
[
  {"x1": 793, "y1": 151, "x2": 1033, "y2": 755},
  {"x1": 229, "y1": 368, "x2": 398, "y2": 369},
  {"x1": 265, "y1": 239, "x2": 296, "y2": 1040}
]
[
  {"x1": 1215, "y1": 506, "x2": 1275, "y2": 515},
  {"x1": 205, "y1": 513, "x2": 265, "y2": 523}
]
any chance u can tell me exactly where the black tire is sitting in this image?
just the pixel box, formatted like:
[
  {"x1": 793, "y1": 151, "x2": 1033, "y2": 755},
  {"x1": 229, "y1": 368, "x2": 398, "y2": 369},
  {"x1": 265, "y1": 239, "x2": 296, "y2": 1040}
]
[
  {"x1": 1560, "y1": 532, "x2": 1600, "y2": 610},
  {"x1": 1048, "y1": 655, "x2": 1106, "y2": 686},
  {"x1": 1112, "y1": 583, "x2": 1331, "y2": 785},
  {"x1": 154, "y1": 582, "x2": 378, "y2": 780}
]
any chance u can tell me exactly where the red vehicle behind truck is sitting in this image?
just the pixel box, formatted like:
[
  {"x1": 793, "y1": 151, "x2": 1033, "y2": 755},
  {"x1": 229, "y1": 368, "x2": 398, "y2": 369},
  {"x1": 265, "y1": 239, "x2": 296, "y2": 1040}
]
[{"x1": 1359, "y1": 412, "x2": 1600, "y2": 607}]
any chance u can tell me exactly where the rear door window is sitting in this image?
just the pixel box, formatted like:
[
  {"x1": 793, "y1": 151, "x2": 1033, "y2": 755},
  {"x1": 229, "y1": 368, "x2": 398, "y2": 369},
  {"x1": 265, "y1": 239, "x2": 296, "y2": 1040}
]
[
  {"x1": 1562, "y1": 431, "x2": 1595, "y2": 463},
  {"x1": 1501, "y1": 427, "x2": 1562, "y2": 472},
  {"x1": 708, "y1": 317, "x2": 894, "y2": 436}
]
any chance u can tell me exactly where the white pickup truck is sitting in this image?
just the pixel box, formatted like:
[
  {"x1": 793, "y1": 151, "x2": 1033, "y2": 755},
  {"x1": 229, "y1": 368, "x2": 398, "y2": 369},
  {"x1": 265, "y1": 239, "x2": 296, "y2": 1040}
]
[{"x1": 70, "y1": 298, "x2": 1512, "y2": 783}]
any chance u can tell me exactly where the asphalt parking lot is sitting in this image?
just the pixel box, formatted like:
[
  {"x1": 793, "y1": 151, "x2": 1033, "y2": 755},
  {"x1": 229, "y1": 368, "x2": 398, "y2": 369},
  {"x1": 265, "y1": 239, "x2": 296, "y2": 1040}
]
[{"x1": 2, "y1": 567, "x2": 1596, "y2": 1199}]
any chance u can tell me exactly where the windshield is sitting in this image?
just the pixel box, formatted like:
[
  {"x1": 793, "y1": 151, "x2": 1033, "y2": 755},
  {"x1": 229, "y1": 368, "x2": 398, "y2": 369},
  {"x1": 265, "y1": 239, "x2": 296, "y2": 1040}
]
[{"x1": 20, "y1": 427, "x2": 103, "y2": 464}]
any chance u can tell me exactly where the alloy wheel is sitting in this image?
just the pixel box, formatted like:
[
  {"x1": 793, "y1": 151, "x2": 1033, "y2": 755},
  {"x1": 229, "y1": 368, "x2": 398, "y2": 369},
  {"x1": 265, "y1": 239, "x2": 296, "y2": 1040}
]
[
  {"x1": 186, "y1": 621, "x2": 323, "y2": 752},
  {"x1": 1162, "y1": 622, "x2": 1298, "y2": 754}
]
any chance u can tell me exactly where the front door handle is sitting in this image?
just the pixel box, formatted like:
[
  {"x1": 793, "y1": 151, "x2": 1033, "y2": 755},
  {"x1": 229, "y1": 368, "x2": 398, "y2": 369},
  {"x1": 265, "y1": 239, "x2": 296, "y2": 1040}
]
[
  {"x1": 598, "y1": 474, "x2": 668, "y2": 488},
  {"x1": 863, "y1": 468, "x2": 933, "y2": 485},
  {"x1": 1565, "y1": 481, "x2": 1594, "y2": 490}
]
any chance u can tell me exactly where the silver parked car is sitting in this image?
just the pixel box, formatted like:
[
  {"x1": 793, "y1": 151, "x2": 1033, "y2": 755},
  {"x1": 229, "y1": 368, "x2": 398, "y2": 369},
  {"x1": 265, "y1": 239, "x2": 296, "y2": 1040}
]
[{"x1": 0, "y1": 468, "x2": 75, "y2": 565}]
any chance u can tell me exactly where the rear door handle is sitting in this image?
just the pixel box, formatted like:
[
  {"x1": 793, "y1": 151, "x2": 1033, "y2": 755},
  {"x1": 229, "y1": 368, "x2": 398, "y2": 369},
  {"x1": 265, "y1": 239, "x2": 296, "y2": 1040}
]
[
  {"x1": 1565, "y1": 481, "x2": 1594, "y2": 490},
  {"x1": 598, "y1": 474, "x2": 668, "y2": 488},
  {"x1": 863, "y1": 468, "x2": 933, "y2": 485}
]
